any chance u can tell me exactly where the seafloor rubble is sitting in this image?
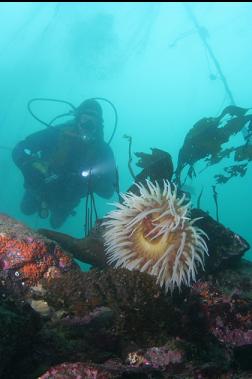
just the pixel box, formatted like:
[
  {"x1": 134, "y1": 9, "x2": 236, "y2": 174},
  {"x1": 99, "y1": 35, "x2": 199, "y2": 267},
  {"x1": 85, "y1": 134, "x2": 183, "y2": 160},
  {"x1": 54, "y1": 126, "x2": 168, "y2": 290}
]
[{"x1": 1, "y1": 212, "x2": 252, "y2": 379}]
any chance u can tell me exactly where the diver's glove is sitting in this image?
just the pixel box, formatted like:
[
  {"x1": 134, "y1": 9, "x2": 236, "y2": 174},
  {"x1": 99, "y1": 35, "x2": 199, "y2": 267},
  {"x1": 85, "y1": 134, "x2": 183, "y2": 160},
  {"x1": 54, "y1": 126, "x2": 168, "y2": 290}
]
[{"x1": 65, "y1": 170, "x2": 90, "y2": 193}]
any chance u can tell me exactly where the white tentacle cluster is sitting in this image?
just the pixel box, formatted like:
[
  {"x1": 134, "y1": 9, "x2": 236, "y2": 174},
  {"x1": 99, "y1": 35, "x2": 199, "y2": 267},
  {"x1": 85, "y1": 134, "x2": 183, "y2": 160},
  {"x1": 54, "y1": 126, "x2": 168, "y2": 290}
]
[{"x1": 103, "y1": 180, "x2": 208, "y2": 293}]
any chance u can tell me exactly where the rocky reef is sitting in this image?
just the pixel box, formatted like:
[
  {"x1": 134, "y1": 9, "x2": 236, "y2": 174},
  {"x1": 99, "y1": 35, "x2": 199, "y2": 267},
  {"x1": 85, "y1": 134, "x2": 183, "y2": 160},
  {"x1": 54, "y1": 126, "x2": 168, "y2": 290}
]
[{"x1": 1, "y1": 212, "x2": 252, "y2": 379}]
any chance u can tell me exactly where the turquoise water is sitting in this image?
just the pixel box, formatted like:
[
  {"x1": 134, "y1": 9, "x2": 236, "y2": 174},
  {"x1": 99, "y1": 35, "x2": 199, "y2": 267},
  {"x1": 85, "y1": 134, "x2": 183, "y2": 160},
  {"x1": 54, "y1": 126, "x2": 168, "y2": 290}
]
[{"x1": 0, "y1": 2, "x2": 251, "y2": 262}]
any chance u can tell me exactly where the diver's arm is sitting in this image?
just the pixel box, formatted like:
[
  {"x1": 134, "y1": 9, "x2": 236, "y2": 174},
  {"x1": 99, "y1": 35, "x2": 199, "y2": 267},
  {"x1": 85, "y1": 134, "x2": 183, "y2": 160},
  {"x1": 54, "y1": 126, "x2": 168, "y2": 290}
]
[
  {"x1": 12, "y1": 128, "x2": 55, "y2": 169},
  {"x1": 12, "y1": 128, "x2": 57, "y2": 187}
]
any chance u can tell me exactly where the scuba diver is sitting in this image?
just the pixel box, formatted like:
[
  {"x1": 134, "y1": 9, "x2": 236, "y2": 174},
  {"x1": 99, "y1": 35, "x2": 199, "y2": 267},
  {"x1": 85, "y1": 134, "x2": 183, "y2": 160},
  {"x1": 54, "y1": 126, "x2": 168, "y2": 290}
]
[{"x1": 12, "y1": 98, "x2": 117, "y2": 229}]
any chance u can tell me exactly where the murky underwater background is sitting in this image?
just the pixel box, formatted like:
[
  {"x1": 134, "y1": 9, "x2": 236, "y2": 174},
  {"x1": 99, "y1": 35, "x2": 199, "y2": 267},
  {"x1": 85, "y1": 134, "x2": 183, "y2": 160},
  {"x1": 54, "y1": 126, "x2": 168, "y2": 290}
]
[{"x1": 0, "y1": 2, "x2": 251, "y2": 266}]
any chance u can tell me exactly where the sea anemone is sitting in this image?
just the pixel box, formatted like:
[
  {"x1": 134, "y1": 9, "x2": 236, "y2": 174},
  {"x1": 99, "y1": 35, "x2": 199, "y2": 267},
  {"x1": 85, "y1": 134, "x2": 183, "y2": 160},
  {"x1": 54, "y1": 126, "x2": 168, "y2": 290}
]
[{"x1": 103, "y1": 180, "x2": 208, "y2": 293}]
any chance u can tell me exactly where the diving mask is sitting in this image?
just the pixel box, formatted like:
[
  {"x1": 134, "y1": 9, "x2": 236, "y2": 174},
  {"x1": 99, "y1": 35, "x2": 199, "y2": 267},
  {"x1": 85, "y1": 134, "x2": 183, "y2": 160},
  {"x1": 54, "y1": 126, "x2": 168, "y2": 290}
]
[{"x1": 78, "y1": 114, "x2": 98, "y2": 143}]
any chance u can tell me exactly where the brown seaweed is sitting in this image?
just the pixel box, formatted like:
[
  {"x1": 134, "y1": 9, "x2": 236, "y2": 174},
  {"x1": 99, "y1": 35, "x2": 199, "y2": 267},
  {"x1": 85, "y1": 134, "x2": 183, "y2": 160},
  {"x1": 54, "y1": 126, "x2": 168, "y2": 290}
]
[
  {"x1": 215, "y1": 163, "x2": 248, "y2": 184},
  {"x1": 126, "y1": 148, "x2": 174, "y2": 196},
  {"x1": 175, "y1": 105, "x2": 252, "y2": 185}
]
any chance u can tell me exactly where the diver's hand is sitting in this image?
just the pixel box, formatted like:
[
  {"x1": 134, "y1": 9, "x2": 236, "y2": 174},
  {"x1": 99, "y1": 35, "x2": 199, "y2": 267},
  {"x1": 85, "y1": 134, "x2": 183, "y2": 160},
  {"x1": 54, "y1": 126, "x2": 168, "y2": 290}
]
[{"x1": 66, "y1": 171, "x2": 90, "y2": 191}]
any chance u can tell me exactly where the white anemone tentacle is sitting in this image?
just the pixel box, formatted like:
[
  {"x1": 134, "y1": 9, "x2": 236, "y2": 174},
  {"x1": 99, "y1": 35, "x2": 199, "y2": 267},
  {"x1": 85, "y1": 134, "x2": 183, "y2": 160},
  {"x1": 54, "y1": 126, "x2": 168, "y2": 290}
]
[{"x1": 103, "y1": 179, "x2": 209, "y2": 293}]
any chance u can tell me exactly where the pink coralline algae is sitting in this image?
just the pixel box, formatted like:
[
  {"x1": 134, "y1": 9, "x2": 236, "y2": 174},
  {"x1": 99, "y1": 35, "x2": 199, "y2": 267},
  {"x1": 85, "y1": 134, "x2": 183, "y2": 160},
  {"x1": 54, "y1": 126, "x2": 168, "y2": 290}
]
[
  {"x1": 0, "y1": 214, "x2": 76, "y2": 287},
  {"x1": 38, "y1": 362, "x2": 114, "y2": 379},
  {"x1": 212, "y1": 325, "x2": 252, "y2": 347},
  {"x1": 192, "y1": 280, "x2": 252, "y2": 348},
  {"x1": 127, "y1": 344, "x2": 184, "y2": 369}
]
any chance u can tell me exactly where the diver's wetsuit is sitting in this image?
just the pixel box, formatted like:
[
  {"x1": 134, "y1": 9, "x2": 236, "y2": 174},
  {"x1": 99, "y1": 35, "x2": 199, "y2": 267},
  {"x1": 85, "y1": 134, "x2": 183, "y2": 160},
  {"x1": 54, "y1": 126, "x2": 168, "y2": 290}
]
[{"x1": 12, "y1": 123, "x2": 117, "y2": 228}]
